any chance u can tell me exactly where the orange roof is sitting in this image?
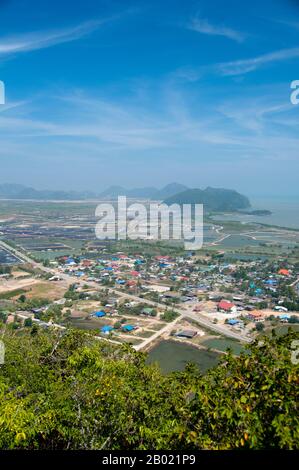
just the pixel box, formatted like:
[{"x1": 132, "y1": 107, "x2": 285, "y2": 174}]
[
  {"x1": 249, "y1": 310, "x2": 263, "y2": 318},
  {"x1": 278, "y1": 269, "x2": 290, "y2": 276}
]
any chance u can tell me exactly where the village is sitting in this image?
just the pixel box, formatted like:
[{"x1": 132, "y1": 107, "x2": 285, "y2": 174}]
[{"x1": 1, "y1": 237, "x2": 299, "y2": 360}]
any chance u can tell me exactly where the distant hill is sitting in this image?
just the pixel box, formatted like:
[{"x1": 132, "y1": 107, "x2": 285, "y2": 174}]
[
  {"x1": 99, "y1": 182, "x2": 189, "y2": 200},
  {"x1": 153, "y1": 182, "x2": 189, "y2": 200},
  {"x1": 0, "y1": 183, "x2": 251, "y2": 210},
  {"x1": 0, "y1": 183, "x2": 28, "y2": 198},
  {"x1": 164, "y1": 187, "x2": 251, "y2": 212},
  {"x1": 0, "y1": 184, "x2": 96, "y2": 200}
]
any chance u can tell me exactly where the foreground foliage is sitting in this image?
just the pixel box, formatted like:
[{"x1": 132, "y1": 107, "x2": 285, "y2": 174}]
[{"x1": 0, "y1": 326, "x2": 298, "y2": 449}]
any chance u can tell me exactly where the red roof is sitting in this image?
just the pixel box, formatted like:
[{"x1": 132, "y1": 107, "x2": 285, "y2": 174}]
[
  {"x1": 218, "y1": 300, "x2": 235, "y2": 311},
  {"x1": 130, "y1": 271, "x2": 140, "y2": 277},
  {"x1": 82, "y1": 260, "x2": 92, "y2": 267}
]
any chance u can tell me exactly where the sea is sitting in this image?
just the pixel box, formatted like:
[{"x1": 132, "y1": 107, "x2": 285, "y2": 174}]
[{"x1": 212, "y1": 197, "x2": 299, "y2": 230}]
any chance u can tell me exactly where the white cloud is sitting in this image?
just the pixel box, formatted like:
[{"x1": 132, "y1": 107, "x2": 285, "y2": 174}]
[
  {"x1": 217, "y1": 47, "x2": 299, "y2": 75},
  {"x1": 189, "y1": 17, "x2": 245, "y2": 42},
  {"x1": 0, "y1": 18, "x2": 111, "y2": 56}
]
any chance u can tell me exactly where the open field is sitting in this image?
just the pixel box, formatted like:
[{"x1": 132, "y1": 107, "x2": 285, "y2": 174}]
[
  {"x1": 0, "y1": 277, "x2": 39, "y2": 294},
  {"x1": 0, "y1": 276, "x2": 66, "y2": 301},
  {"x1": 24, "y1": 281, "x2": 66, "y2": 301}
]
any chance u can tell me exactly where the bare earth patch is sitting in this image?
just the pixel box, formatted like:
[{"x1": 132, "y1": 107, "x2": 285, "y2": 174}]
[{"x1": 0, "y1": 277, "x2": 39, "y2": 294}]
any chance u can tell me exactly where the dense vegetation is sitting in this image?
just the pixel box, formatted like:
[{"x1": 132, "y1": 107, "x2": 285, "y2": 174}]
[
  {"x1": 164, "y1": 187, "x2": 250, "y2": 211},
  {"x1": 0, "y1": 326, "x2": 298, "y2": 449}
]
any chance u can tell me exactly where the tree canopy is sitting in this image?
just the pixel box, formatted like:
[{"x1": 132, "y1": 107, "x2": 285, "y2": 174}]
[{"x1": 0, "y1": 326, "x2": 298, "y2": 449}]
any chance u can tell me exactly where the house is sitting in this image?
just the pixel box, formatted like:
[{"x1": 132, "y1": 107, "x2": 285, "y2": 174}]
[
  {"x1": 141, "y1": 307, "x2": 155, "y2": 316},
  {"x1": 49, "y1": 275, "x2": 61, "y2": 281},
  {"x1": 279, "y1": 314, "x2": 291, "y2": 323},
  {"x1": 93, "y1": 310, "x2": 106, "y2": 318},
  {"x1": 193, "y1": 305, "x2": 201, "y2": 312},
  {"x1": 227, "y1": 319, "x2": 242, "y2": 326},
  {"x1": 75, "y1": 271, "x2": 85, "y2": 277},
  {"x1": 82, "y1": 260, "x2": 93, "y2": 267},
  {"x1": 65, "y1": 258, "x2": 76, "y2": 266},
  {"x1": 122, "y1": 324, "x2": 136, "y2": 332},
  {"x1": 146, "y1": 284, "x2": 170, "y2": 293},
  {"x1": 264, "y1": 279, "x2": 277, "y2": 286},
  {"x1": 130, "y1": 270, "x2": 140, "y2": 277},
  {"x1": 247, "y1": 311, "x2": 264, "y2": 322},
  {"x1": 278, "y1": 269, "x2": 290, "y2": 276},
  {"x1": 174, "y1": 330, "x2": 197, "y2": 339},
  {"x1": 218, "y1": 300, "x2": 236, "y2": 313},
  {"x1": 275, "y1": 306, "x2": 288, "y2": 312},
  {"x1": 180, "y1": 295, "x2": 193, "y2": 302},
  {"x1": 101, "y1": 325, "x2": 114, "y2": 334}
]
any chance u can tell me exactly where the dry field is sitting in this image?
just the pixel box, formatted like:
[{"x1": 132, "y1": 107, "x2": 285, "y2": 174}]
[
  {"x1": 0, "y1": 277, "x2": 66, "y2": 301},
  {"x1": 25, "y1": 281, "x2": 66, "y2": 300},
  {"x1": 0, "y1": 277, "x2": 39, "y2": 294}
]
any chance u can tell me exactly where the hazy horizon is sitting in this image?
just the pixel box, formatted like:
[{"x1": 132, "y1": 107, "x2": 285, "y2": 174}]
[{"x1": 1, "y1": 180, "x2": 299, "y2": 201}]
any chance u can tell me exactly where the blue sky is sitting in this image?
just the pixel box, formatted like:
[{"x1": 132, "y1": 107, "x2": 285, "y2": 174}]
[{"x1": 0, "y1": 0, "x2": 299, "y2": 196}]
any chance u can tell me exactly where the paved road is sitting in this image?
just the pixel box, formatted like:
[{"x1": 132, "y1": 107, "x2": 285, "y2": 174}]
[
  {"x1": 0, "y1": 240, "x2": 31, "y2": 264},
  {"x1": 182, "y1": 310, "x2": 252, "y2": 343}
]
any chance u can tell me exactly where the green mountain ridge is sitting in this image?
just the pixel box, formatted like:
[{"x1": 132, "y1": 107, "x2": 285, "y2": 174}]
[{"x1": 164, "y1": 187, "x2": 251, "y2": 212}]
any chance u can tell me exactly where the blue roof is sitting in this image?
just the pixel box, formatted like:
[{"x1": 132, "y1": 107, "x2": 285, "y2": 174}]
[
  {"x1": 122, "y1": 324, "x2": 135, "y2": 332},
  {"x1": 101, "y1": 325, "x2": 114, "y2": 333},
  {"x1": 228, "y1": 319, "x2": 240, "y2": 325},
  {"x1": 279, "y1": 314, "x2": 290, "y2": 319},
  {"x1": 94, "y1": 310, "x2": 106, "y2": 317}
]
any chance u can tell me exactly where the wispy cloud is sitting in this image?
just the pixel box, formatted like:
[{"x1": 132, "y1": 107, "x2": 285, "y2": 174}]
[
  {"x1": 188, "y1": 17, "x2": 245, "y2": 42},
  {"x1": 217, "y1": 46, "x2": 299, "y2": 75},
  {"x1": 1, "y1": 81, "x2": 299, "y2": 189},
  {"x1": 0, "y1": 18, "x2": 111, "y2": 56},
  {"x1": 175, "y1": 45, "x2": 299, "y2": 82}
]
